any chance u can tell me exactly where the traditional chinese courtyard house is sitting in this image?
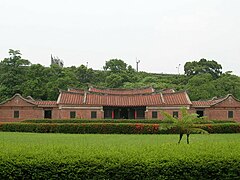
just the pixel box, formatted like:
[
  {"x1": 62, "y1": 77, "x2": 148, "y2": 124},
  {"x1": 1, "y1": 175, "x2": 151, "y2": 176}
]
[{"x1": 0, "y1": 87, "x2": 240, "y2": 122}]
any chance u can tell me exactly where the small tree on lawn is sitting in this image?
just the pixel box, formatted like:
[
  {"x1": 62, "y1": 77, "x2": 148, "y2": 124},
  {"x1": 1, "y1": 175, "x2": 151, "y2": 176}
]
[{"x1": 162, "y1": 108, "x2": 208, "y2": 144}]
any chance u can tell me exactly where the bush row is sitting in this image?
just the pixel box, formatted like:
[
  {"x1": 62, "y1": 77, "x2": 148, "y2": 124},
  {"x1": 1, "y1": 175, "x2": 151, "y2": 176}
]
[
  {"x1": 1, "y1": 122, "x2": 240, "y2": 134},
  {"x1": 22, "y1": 119, "x2": 173, "y2": 124},
  {"x1": 0, "y1": 123, "x2": 160, "y2": 134},
  {"x1": 1, "y1": 157, "x2": 240, "y2": 179},
  {"x1": 22, "y1": 119, "x2": 237, "y2": 124},
  {"x1": 197, "y1": 123, "x2": 240, "y2": 133}
]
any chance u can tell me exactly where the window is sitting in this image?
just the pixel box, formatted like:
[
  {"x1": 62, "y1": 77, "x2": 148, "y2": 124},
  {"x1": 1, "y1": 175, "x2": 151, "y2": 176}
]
[
  {"x1": 152, "y1": 111, "x2": 158, "y2": 119},
  {"x1": 196, "y1": 110, "x2": 204, "y2": 118},
  {"x1": 173, "y1": 111, "x2": 178, "y2": 118},
  {"x1": 91, "y1": 111, "x2": 97, "y2": 119},
  {"x1": 44, "y1": 110, "x2": 52, "y2": 119},
  {"x1": 70, "y1": 111, "x2": 76, "y2": 119},
  {"x1": 14, "y1": 111, "x2": 19, "y2": 118},
  {"x1": 228, "y1": 111, "x2": 234, "y2": 118}
]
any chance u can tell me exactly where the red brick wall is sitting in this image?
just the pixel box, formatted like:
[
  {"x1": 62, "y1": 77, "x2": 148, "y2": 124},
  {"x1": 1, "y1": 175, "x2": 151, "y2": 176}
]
[
  {"x1": 0, "y1": 107, "x2": 60, "y2": 122},
  {"x1": 1, "y1": 100, "x2": 240, "y2": 122},
  {"x1": 208, "y1": 108, "x2": 240, "y2": 122},
  {"x1": 146, "y1": 109, "x2": 182, "y2": 120},
  {"x1": 59, "y1": 109, "x2": 103, "y2": 119},
  {"x1": 0, "y1": 107, "x2": 43, "y2": 122},
  {"x1": 190, "y1": 108, "x2": 240, "y2": 122}
]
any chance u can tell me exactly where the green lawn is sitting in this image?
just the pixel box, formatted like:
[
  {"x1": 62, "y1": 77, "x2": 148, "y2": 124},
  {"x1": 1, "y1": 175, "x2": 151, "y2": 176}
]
[
  {"x1": 1, "y1": 132, "x2": 240, "y2": 179},
  {"x1": 1, "y1": 132, "x2": 240, "y2": 161}
]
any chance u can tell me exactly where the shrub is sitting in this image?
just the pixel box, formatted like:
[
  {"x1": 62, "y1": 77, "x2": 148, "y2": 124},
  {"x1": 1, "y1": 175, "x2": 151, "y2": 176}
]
[
  {"x1": 22, "y1": 119, "x2": 168, "y2": 124},
  {"x1": 196, "y1": 123, "x2": 240, "y2": 133},
  {"x1": 0, "y1": 123, "x2": 160, "y2": 134},
  {"x1": 22, "y1": 119, "x2": 238, "y2": 124},
  {"x1": 1, "y1": 122, "x2": 240, "y2": 134},
  {"x1": 0, "y1": 155, "x2": 240, "y2": 179}
]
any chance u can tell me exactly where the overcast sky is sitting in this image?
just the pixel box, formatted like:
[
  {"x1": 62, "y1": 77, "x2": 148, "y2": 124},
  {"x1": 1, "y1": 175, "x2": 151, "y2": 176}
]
[{"x1": 1, "y1": 0, "x2": 240, "y2": 74}]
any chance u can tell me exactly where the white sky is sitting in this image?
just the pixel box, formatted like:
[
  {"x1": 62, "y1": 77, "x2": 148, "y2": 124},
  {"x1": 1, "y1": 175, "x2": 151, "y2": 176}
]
[{"x1": 0, "y1": 0, "x2": 240, "y2": 74}]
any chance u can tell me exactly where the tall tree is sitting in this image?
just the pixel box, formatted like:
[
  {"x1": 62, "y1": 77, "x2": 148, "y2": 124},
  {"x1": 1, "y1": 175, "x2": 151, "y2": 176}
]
[
  {"x1": 103, "y1": 59, "x2": 128, "y2": 73},
  {"x1": 184, "y1": 59, "x2": 222, "y2": 78},
  {"x1": 22, "y1": 64, "x2": 49, "y2": 100},
  {"x1": 0, "y1": 49, "x2": 30, "y2": 98},
  {"x1": 75, "y1": 65, "x2": 95, "y2": 86}
]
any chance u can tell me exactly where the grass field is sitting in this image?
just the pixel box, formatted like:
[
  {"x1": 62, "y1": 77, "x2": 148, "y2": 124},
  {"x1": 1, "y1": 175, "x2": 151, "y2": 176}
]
[{"x1": 1, "y1": 132, "x2": 240, "y2": 179}]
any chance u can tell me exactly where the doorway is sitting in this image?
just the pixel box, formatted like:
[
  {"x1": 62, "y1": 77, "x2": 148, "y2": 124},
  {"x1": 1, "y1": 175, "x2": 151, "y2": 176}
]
[{"x1": 44, "y1": 110, "x2": 52, "y2": 119}]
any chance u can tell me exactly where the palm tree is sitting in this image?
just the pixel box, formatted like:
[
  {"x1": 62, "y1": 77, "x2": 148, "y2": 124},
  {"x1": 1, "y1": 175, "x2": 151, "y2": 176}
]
[{"x1": 161, "y1": 108, "x2": 208, "y2": 144}]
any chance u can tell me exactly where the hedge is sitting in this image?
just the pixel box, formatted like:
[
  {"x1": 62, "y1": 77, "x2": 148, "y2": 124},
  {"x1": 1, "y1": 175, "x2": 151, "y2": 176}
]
[
  {"x1": 22, "y1": 119, "x2": 237, "y2": 124},
  {"x1": 1, "y1": 157, "x2": 240, "y2": 179},
  {"x1": 22, "y1": 119, "x2": 172, "y2": 124},
  {"x1": 0, "y1": 122, "x2": 240, "y2": 134},
  {"x1": 0, "y1": 123, "x2": 160, "y2": 134},
  {"x1": 197, "y1": 123, "x2": 240, "y2": 133}
]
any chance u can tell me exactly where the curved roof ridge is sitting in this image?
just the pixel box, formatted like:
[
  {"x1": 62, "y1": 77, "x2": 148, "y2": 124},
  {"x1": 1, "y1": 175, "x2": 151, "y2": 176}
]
[
  {"x1": 162, "y1": 90, "x2": 187, "y2": 95},
  {"x1": 161, "y1": 88, "x2": 175, "y2": 94},
  {"x1": 0, "y1": 94, "x2": 37, "y2": 106},
  {"x1": 192, "y1": 94, "x2": 240, "y2": 107},
  {"x1": 67, "y1": 88, "x2": 85, "y2": 93},
  {"x1": 89, "y1": 86, "x2": 154, "y2": 91},
  {"x1": 86, "y1": 91, "x2": 160, "y2": 96},
  {"x1": 211, "y1": 94, "x2": 240, "y2": 106},
  {"x1": 88, "y1": 86, "x2": 155, "y2": 95},
  {"x1": 60, "y1": 90, "x2": 85, "y2": 95}
]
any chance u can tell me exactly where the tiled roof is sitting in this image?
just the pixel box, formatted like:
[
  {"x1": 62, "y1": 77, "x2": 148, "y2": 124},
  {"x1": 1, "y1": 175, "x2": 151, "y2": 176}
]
[
  {"x1": 191, "y1": 101, "x2": 212, "y2": 107},
  {"x1": 58, "y1": 91, "x2": 85, "y2": 105},
  {"x1": 58, "y1": 90, "x2": 191, "y2": 106},
  {"x1": 192, "y1": 97, "x2": 226, "y2": 107},
  {"x1": 89, "y1": 87, "x2": 154, "y2": 95},
  {"x1": 162, "y1": 91, "x2": 192, "y2": 105},
  {"x1": 35, "y1": 101, "x2": 58, "y2": 107},
  {"x1": 85, "y1": 93, "x2": 163, "y2": 106}
]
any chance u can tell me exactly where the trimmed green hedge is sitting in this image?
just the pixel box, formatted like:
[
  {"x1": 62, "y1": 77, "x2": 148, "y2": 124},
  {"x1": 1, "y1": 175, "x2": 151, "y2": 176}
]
[
  {"x1": 197, "y1": 123, "x2": 240, "y2": 133},
  {"x1": 22, "y1": 119, "x2": 171, "y2": 124},
  {"x1": 1, "y1": 157, "x2": 240, "y2": 179},
  {"x1": 22, "y1": 119, "x2": 237, "y2": 124},
  {"x1": 0, "y1": 122, "x2": 240, "y2": 134},
  {"x1": 0, "y1": 123, "x2": 160, "y2": 134}
]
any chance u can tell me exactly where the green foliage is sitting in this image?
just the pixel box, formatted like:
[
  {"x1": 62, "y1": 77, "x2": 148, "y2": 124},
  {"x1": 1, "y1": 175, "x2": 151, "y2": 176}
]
[
  {"x1": 103, "y1": 59, "x2": 128, "y2": 73},
  {"x1": 162, "y1": 108, "x2": 208, "y2": 134},
  {"x1": 0, "y1": 49, "x2": 30, "y2": 97},
  {"x1": 184, "y1": 58, "x2": 222, "y2": 78},
  {"x1": 0, "y1": 123, "x2": 160, "y2": 134},
  {"x1": 1, "y1": 49, "x2": 240, "y2": 102},
  {"x1": 161, "y1": 108, "x2": 208, "y2": 143},
  {"x1": 213, "y1": 73, "x2": 240, "y2": 98},
  {"x1": 187, "y1": 73, "x2": 216, "y2": 100},
  {"x1": 196, "y1": 123, "x2": 240, "y2": 133},
  {"x1": 105, "y1": 74, "x2": 125, "y2": 88},
  {"x1": 1, "y1": 133, "x2": 240, "y2": 179},
  {"x1": 22, "y1": 119, "x2": 237, "y2": 124},
  {"x1": 0, "y1": 122, "x2": 239, "y2": 134},
  {"x1": 22, "y1": 119, "x2": 168, "y2": 124}
]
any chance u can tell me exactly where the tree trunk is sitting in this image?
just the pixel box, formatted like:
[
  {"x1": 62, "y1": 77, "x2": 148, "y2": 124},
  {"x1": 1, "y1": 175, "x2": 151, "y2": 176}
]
[
  {"x1": 187, "y1": 134, "x2": 190, "y2": 144},
  {"x1": 178, "y1": 133, "x2": 183, "y2": 144}
]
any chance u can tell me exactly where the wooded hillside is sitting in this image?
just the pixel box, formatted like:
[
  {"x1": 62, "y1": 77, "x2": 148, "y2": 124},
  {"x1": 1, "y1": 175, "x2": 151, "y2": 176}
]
[{"x1": 1, "y1": 49, "x2": 240, "y2": 102}]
